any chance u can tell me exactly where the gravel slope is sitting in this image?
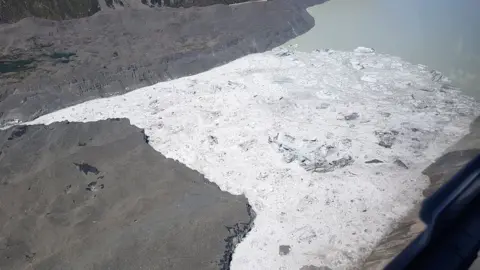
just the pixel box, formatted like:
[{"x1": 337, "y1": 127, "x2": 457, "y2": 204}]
[
  {"x1": 0, "y1": 0, "x2": 326, "y2": 126},
  {"x1": 0, "y1": 119, "x2": 253, "y2": 270}
]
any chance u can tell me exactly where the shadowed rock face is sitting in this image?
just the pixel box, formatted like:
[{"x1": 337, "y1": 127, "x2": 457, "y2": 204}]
[
  {"x1": 0, "y1": 119, "x2": 254, "y2": 270},
  {"x1": 0, "y1": 0, "x2": 326, "y2": 126},
  {"x1": 141, "y1": 0, "x2": 251, "y2": 8},
  {"x1": 0, "y1": 0, "x2": 254, "y2": 23},
  {"x1": 0, "y1": 0, "x2": 101, "y2": 23}
]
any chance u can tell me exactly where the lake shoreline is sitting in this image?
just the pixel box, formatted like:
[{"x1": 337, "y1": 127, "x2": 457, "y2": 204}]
[{"x1": 287, "y1": 0, "x2": 480, "y2": 100}]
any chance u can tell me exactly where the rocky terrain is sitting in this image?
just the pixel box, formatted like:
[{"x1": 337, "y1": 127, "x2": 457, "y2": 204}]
[
  {"x1": 0, "y1": 0, "x2": 252, "y2": 23},
  {"x1": 0, "y1": 0, "x2": 101, "y2": 23},
  {"x1": 0, "y1": 119, "x2": 254, "y2": 270},
  {"x1": 0, "y1": 0, "x2": 326, "y2": 126},
  {"x1": 2, "y1": 0, "x2": 478, "y2": 269}
]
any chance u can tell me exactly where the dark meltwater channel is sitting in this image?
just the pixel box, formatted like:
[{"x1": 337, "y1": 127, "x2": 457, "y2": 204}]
[{"x1": 287, "y1": 0, "x2": 480, "y2": 100}]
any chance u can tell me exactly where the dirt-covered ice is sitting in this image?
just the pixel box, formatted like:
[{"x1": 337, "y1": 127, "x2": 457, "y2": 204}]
[{"x1": 28, "y1": 47, "x2": 478, "y2": 269}]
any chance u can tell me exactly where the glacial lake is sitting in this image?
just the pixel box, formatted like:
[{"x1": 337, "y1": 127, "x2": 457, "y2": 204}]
[{"x1": 287, "y1": 0, "x2": 480, "y2": 100}]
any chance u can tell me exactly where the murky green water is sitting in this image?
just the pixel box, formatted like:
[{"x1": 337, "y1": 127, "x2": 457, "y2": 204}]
[
  {"x1": 287, "y1": 0, "x2": 480, "y2": 100},
  {"x1": 0, "y1": 59, "x2": 35, "y2": 74},
  {"x1": 0, "y1": 51, "x2": 76, "y2": 74}
]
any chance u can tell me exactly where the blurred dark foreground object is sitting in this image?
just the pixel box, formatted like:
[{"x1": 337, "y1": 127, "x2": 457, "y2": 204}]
[{"x1": 386, "y1": 154, "x2": 480, "y2": 270}]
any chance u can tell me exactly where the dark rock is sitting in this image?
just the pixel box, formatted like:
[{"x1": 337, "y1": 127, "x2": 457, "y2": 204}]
[
  {"x1": 300, "y1": 266, "x2": 332, "y2": 270},
  {"x1": 105, "y1": 0, "x2": 124, "y2": 8},
  {"x1": 365, "y1": 159, "x2": 384, "y2": 164},
  {"x1": 308, "y1": 156, "x2": 354, "y2": 173},
  {"x1": 64, "y1": 184, "x2": 72, "y2": 193},
  {"x1": 24, "y1": 252, "x2": 36, "y2": 263},
  {"x1": 344, "y1": 112, "x2": 359, "y2": 121},
  {"x1": 329, "y1": 156, "x2": 354, "y2": 169},
  {"x1": 220, "y1": 204, "x2": 255, "y2": 270},
  {"x1": 208, "y1": 135, "x2": 219, "y2": 145},
  {"x1": 73, "y1": 162, "x2": 100, "y2": 175},
  {"x1": 86, "y1": 181, "x2": 104, "y2": 192},
  {"x1": 279, "y1": 245, "x2": 291, "y2": 256},
  {"x1": 0, "y1": 0, "x2": 327, "y2": 126},
  {"x1": 7, "y1": 126, "x2": 27, "y2": 140},
  {"x1": 0, "y1": 119, "x2": 253, "y2": 270},
  {"x1": 378, "y1": 141, "x2": 392, "y2": 148},
  {"x1": 394, "y1": 159, "x2": 409, "y2": 169},
  {"x1": 140, "y1": 130, "x2": 150, "y2": 143}
]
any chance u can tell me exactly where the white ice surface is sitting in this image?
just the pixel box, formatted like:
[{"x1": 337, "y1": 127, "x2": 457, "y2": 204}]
[{"x1": 29, "y1": 47, "x2": 478, "y2": 269}]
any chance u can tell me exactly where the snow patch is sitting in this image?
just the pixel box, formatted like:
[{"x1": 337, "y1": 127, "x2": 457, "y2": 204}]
[{"x1": 28, "y1": 47, "x2": 478, "y2": 269}]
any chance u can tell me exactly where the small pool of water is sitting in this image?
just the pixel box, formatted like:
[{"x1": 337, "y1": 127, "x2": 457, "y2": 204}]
[
  {"x1": 287, "y1": 0, "x2": 480, "y2": 100},
  {"x1": 0, "y1": 59, "x2": 35, "y2": 74}
]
